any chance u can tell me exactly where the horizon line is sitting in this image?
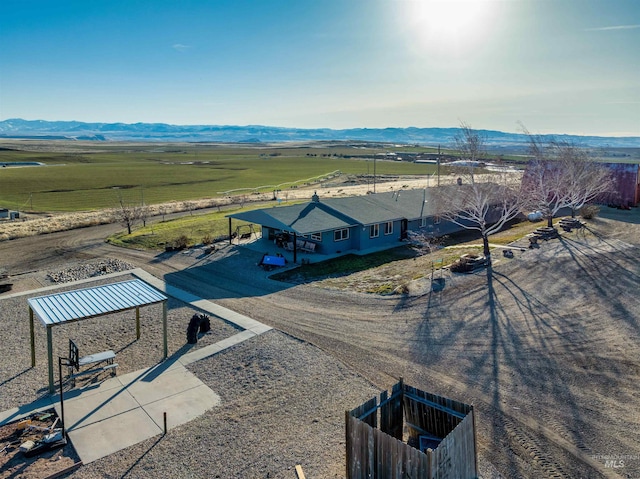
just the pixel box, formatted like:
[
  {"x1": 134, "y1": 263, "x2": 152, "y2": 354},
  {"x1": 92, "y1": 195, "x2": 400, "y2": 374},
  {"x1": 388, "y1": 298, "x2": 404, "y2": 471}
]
[{"x1": 0, "y1": 118, "x2": 638, "y2": 140}]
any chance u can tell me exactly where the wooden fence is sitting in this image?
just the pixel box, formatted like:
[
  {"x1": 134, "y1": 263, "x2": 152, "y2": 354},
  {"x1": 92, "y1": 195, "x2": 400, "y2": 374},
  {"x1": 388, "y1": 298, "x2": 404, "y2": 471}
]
[{"x1": 346, "y1": 380, "x2": 477, "y2": 479}]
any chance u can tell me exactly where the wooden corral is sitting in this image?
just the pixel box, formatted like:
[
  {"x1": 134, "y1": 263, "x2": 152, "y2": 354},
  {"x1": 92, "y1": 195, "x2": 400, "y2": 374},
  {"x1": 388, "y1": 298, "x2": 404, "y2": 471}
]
[{"x1": 346, "y1": 380, "x2": 477, "y2": 479}]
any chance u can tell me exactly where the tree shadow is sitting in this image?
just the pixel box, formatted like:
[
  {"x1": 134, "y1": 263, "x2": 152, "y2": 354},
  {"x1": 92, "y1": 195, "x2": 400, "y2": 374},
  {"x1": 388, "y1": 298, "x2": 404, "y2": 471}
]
[
  {"x1": 0, "y1": 368, "x2": 30, "y2": 389},
  {"x1": 121, "y1": 435, "x2": 164, "y2": 478},
  {"x1": 556, "y1": 234, "x2": 640, "y2": 334},
  {"x1": 408, "y1": 258, "x2": 607, "y2": 476}
]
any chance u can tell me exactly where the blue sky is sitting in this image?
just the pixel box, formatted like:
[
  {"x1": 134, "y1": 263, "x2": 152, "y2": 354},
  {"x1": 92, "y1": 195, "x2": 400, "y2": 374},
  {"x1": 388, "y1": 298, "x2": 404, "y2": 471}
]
[{"x1": 1, "y1": 0, "x2": 638, "y2": 136}]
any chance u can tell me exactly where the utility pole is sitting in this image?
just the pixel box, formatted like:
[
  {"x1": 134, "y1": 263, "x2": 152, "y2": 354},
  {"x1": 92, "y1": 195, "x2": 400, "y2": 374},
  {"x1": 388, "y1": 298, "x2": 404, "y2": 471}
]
[{"x1": 373, "y1": 152, "x2": 377, "y2": 193}]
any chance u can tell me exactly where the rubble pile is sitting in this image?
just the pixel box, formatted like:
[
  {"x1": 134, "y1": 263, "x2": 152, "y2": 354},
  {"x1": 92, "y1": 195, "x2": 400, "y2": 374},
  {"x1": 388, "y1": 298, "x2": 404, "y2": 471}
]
[{"x1": 47, "y1": 259, "x2": 135, "y2": 284}]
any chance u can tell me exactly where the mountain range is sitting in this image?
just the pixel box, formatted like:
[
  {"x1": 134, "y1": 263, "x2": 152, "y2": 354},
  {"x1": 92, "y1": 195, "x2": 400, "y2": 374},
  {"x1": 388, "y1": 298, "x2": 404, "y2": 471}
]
[{"x1": 1, "y1": 118, "x2": 638, "y2": 148}]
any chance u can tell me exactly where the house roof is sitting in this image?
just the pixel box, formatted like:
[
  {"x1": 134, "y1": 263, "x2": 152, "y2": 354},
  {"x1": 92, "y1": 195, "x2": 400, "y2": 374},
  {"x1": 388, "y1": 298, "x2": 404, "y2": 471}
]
[
  {"x1": 232, "y1": 202, "x2": 355, "y2": 235},
  {"x1": 228, "y1": 188, "x2": 449, "y2": 235},
  {"x1": 323, "y1": 189, "x2": 436, "y2": 224}
]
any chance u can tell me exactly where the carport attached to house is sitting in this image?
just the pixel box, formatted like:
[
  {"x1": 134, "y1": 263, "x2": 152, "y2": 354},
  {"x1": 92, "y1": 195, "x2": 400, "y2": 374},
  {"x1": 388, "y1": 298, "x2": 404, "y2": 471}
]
[
  {"x1": 227, "y1": 200, "x2": 355, "y2": 260},
  {"x1": 28, "y1": 279, "x2": 168, "y2": 394}
]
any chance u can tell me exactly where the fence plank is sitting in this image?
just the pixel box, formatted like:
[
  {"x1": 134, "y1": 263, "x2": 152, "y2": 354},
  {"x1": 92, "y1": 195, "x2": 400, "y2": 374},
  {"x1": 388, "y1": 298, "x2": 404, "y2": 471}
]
[{"x1": 347, "y1": 382, "x2": 476, "y2": 479}]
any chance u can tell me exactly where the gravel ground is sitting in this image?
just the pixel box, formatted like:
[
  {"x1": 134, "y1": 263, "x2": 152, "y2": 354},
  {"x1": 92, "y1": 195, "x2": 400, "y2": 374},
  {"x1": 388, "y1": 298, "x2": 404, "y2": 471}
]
[
  {"x1": 2, "y1": 206, "x2": 640, "y2": 478},
  {"x1": 0, "y1": 272, "x2": 241, "y2": 411},
  {"x1": 74, "y1": 330, "x2": 380, "y2": 479},
  {"x1": 0, "y1": 268, "x2": 381, "y2": 479}
]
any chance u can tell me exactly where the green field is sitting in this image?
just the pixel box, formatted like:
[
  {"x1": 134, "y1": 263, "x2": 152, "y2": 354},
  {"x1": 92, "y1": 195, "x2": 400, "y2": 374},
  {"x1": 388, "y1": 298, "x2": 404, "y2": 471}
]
[
  {"x1": 0, "y1": 143, "x2": 444, "y2": 212},
  {"x1": 107, "y1": 202, "x2": 283, "y2": 249}
]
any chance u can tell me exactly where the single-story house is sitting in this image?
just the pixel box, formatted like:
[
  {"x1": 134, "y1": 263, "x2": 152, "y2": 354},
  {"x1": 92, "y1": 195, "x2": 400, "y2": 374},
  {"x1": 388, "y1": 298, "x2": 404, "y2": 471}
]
[{"x1": 226, "y1": 189, "x2": 466, "y2": 259}]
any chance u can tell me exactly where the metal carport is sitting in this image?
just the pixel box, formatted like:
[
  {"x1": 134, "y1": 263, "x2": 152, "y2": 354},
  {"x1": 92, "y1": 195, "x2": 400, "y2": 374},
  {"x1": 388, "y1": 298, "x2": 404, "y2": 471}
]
[{"x1": 28, "y1": 279, "x2": 168, "y2": 394}]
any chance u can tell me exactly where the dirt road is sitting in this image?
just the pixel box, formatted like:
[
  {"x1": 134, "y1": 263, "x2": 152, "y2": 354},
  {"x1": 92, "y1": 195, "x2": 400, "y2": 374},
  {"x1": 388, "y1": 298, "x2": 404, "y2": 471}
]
[{"x1": 2, "y1": 208, "x2": 640, "y2": 478}]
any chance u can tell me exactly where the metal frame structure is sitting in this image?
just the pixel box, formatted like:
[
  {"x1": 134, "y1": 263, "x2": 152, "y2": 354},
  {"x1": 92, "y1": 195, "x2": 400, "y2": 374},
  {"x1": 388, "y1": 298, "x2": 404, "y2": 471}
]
[{"x1": 28, "y1": 279, "x2": 168, "y2": 394}]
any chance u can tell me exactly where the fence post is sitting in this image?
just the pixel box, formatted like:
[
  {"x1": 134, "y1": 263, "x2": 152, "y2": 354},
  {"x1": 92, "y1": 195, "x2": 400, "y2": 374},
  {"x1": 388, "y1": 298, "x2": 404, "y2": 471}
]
[{"x1": 345, "y1": 410, "x2": 351, "y2": 479}]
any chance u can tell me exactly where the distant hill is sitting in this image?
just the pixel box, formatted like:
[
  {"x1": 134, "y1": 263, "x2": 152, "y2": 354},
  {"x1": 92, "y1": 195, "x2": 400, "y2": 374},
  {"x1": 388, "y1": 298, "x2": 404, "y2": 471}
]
[{"x1": 0, "y1": 118, "x2": 638, "y2": 148}]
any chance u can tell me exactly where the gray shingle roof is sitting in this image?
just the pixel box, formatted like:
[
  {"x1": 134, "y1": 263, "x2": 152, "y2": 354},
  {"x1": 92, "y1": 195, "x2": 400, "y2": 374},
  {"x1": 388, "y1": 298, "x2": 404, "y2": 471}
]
[
  {"x1": 227, "y1": 202, "x2": 355, "y2": 235},
  {"x1": 227, "y1": 188, "x2": 453, "y2": 234}
]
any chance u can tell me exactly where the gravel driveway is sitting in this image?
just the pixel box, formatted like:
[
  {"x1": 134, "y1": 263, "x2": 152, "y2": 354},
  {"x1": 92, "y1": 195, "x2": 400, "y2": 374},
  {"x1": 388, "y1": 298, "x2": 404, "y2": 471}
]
[{"x1": 2, "y1": 206, "x2": 640, "y2": 478}]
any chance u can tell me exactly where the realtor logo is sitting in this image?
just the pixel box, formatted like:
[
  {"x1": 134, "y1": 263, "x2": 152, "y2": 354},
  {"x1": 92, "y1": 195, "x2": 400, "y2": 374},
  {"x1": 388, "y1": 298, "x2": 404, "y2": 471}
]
[{"x1": 604, "y1": 459, "x2": 624, "y2": 468}]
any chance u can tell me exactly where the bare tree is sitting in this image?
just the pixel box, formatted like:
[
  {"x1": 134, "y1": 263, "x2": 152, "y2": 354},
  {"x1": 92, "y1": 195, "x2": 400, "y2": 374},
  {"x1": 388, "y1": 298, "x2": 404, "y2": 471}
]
[
  {"x1": 434, "y1": 124, "x2": 527, "y2": 267},
  {"x1": 183, "y1": 201, "x2": 196, "y2": 216},
  {"x1": 406, "y1": 229, "x2": 444, "y2": 256},
  {"x1": 158, "y1": 205, "x2": 167, "y2": 222},
  {"x1": 522, "y1": 131, "x2": 614, "y2": 226},
  {"x1": 139, "y1": 204, "x2": 151, "y2": 228},
  {"x1": 556, "y1": 144, "x2": 614, "y2": 218},
  {"x1": 114, "y1": 196, "x2": 141, "y2": 234}
]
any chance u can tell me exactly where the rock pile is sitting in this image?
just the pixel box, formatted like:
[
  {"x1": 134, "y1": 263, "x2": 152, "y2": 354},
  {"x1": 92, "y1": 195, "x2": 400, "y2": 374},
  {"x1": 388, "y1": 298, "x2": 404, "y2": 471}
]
[{"x1": 47, "y1": 259, "x2": 135, "y2": 283}]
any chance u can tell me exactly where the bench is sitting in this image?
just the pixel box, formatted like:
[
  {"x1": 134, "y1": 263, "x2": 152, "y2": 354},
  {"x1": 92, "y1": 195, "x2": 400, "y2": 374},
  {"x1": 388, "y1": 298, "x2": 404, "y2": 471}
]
[
  {"x1": 300, "y1": 241, "x2": 316, "y2": 253},
  {"x1": 68, "y1": 339, "x2": 117, "y2": 387}
]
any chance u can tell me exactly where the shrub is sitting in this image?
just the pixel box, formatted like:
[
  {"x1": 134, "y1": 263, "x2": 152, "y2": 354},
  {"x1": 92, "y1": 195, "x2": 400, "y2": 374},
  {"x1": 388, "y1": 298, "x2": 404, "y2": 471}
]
[
  {"x1": 450, "y1": 254, "x2": 485, "y2": 273},
  {"x1": 202, "y1": 233, "x2": 213, "y2": 245},
  {"x1": 580, "y1": 204, "x2": 600, "y2": 219},
  {"x1": 172, "y1": 235, "x2": 190, "y2": 250}
]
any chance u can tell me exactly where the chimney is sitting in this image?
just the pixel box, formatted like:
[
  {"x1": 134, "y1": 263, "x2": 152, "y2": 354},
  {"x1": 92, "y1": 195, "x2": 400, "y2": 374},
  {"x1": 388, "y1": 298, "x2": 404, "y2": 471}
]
[{"x1": 312, "y1": 191, "x2": 320, "y2": 202}]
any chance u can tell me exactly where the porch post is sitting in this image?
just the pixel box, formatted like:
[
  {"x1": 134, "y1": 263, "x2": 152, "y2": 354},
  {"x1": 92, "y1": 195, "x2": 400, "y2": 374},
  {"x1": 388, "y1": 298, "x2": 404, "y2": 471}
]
[
  {"x1": 30, "y1": 307, "x2": 36, "y2": 367},
  {"x1": 228, "y1": 218, "x2": 232, "y2": 245},
  {"x1": 162, "y1": 301, "x2": 168, "y2": 359},
  {"x1": 136, "y1": 306, "x2": 141, "y2": 340},
  {"x1": 293, "y1": 232, "x2": 298, "y2": 263},
  {"x1": 47, "y1": 326, "x2": 54, "y2": 394}
]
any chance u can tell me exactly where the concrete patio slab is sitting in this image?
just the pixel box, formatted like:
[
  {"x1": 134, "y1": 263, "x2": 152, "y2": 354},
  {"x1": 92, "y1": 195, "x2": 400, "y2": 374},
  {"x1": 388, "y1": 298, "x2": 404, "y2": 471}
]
[
  {"x1": 59, "y1": 386, "x2": 140, "y2": 430},
  {"x1": 51, "y1": 362, "x2": 219, "y2": 464},
  {"x1": 66, "y1": 407, "x2": 162, "y2": 464},
  {"x1": 124, "y1": 366, "x2": 205, "y2": 406},
  {"x1": 145, "y1": 385, "x2": 221, "y2": 431}
]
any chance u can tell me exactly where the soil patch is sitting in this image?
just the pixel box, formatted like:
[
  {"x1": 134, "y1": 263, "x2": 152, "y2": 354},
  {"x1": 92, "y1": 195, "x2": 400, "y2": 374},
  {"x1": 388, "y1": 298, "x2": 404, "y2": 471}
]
[{"x1": 0, "y1": 409, "x2": 81, "y2": 479}]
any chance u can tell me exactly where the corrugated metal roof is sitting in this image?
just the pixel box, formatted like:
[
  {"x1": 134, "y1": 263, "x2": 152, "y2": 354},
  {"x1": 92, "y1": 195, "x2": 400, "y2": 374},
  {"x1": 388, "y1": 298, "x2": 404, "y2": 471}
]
[{"x1": 28, "y1": 279, "x2": 167, "y2": 326}]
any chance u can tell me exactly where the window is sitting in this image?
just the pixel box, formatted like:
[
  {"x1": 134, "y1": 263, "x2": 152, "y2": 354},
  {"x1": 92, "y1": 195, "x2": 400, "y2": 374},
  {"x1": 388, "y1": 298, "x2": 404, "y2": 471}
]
[
  {"x1": 384, "y1": 221, "x2": 393, "y2": 235},
  {"x1": 369, "y1": 224, "x2": 379, "y2": 238},
  {"x1": 334, "y1": 228, "x2": 349, "y2": 241},
  {"x1": 311, "y1": 232, "x2": 322, "y2": 241}
]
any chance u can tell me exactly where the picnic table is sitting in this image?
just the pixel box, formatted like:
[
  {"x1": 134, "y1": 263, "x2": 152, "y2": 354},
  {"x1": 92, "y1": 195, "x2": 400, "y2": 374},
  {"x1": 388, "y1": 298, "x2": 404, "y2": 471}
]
[{"x1": 259, "y1": 254, "x2": 286, "y2": 271}]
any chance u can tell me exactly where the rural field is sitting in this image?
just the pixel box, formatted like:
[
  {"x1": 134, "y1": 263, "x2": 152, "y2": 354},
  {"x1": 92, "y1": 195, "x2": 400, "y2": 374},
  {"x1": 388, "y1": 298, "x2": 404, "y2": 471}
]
[{"x1": 0, "y1": 140, "x2": 452, "y2": 212}]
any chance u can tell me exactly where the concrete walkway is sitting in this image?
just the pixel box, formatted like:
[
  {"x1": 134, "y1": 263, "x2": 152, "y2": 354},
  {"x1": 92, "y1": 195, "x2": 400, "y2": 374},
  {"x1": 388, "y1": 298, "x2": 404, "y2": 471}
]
[{"x1": 0, "y1": 268, "x2": 272, "y2": 464}]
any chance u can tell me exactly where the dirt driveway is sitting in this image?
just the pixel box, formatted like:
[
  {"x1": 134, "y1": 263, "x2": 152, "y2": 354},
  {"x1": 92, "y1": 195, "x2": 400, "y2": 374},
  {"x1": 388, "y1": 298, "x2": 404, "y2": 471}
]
[{"x1": 2, "y1": 206, "x2": 640, "y2": 478}]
